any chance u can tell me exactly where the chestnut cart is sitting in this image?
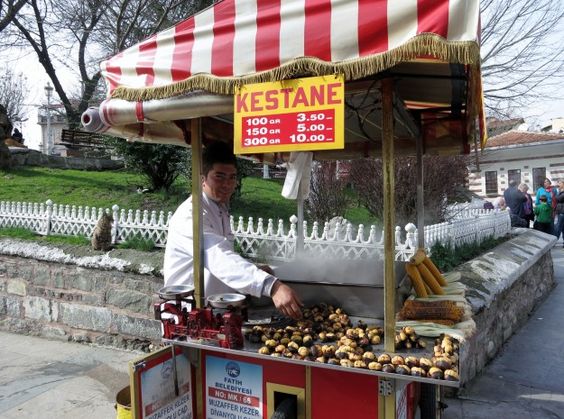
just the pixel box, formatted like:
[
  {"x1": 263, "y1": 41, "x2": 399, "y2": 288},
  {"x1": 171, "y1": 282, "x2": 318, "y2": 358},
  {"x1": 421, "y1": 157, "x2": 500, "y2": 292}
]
[{"x1": 83, "y1": 1, "x2": 486, "y2": 418}]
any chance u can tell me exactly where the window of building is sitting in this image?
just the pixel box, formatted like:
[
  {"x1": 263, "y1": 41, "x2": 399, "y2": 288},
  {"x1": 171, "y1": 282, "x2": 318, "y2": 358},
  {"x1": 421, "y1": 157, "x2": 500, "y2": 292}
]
[
  {"x1": 485, "y1": 171, "x2": 498, "y2": 195},
  {"x1": 533, "y1": 167, "x2": 546, "y2": 190},
  {"x1": 508, "y1": 169, "x2": 521, "y2": 186}
]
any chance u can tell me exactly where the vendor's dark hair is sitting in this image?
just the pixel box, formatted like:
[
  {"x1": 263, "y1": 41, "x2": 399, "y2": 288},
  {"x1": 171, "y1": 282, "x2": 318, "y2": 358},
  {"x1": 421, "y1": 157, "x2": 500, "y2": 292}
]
[{"x1": 202, "y1": 141, "x2": 237, "y2": 175}]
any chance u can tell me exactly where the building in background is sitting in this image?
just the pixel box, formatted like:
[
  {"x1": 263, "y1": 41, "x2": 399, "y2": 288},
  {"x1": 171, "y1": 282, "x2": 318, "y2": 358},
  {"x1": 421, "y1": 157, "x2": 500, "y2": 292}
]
[{"x1": 468, "y1": 129, "x2": 564, "y2": 198}]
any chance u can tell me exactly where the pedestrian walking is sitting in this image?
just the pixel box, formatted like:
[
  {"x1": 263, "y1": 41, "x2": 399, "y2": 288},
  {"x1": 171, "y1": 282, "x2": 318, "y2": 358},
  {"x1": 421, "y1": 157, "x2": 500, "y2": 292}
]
[
  {"x1": 534, "y1": 195, "x2": 554, "y2": 235},
  {"x1": 504, "y1": 180, "x2": 527, "y2": 227},
  {"x1": 519, "y1": 183, "x2": 534, "y2": 228},
  {"x1": 536, "y1": 178, "x2": 558, "y2": 218},
  {"x1": 555, "y1": 180, "x2": 564, "y2": 247}
]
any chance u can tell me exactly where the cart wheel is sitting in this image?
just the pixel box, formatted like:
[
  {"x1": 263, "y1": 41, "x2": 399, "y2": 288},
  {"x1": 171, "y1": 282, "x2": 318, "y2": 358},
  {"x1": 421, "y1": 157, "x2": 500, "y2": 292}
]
[
  {"x1": 271, "y1": 397, "x2": 297, "y2": 419},
  {"x1": 419, "y1": 383, "x2": 438, "y2": 419}
]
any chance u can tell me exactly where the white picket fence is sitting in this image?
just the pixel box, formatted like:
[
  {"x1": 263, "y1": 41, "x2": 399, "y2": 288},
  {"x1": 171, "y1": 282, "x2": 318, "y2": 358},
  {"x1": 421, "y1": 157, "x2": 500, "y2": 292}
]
[
  {"x1": 0, "y1": 200, "x2": 511, "y2": 261},
  {"x1": 0, "y1": 200, "x2": 171, "y2": 247}
]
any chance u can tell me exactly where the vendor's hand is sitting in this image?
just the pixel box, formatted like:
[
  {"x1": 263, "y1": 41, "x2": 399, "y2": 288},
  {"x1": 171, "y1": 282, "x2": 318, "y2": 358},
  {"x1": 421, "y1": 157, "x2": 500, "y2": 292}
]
[
  {"x1": 270, "y1": 281, "x2": 303, "y2": 319},
  {"x1": 256, "y1": 263, "x2": 275, "y2": 276}
]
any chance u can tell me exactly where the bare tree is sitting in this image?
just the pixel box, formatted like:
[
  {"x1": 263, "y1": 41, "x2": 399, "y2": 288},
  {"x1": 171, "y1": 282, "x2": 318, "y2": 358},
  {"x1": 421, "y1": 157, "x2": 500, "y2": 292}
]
[
  {"x1": 2, "y1": 0, "x2": 212, "y2": 127},
  {"x1": 0, "y1": 0, "x2": 27, "y2": 33},
  {"x1": 481, "y1": 0, "x2": 564, "y2": 117},
  {"x1": 305, "y1": 161, "x2": 350, "y2": 222},
  {"x1": 349, "y1": 156, "x2": 470, "y2": 226},
  {"x1": 0, "y1": 67, "x2": 29, "y2": 123}
]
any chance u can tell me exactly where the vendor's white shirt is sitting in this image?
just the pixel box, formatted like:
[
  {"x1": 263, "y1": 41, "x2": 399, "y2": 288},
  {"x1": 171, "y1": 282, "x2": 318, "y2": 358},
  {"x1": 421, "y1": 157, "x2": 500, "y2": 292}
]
[{"x1": 163, "y1": 193, "x2": 276, "y2": 298}]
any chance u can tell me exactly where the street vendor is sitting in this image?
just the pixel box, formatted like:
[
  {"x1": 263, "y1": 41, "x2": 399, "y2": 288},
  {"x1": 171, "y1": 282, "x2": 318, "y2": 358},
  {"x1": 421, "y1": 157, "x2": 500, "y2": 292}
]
[{"x1": 164, "y1": 141, "x2": 303, "y2": 319}]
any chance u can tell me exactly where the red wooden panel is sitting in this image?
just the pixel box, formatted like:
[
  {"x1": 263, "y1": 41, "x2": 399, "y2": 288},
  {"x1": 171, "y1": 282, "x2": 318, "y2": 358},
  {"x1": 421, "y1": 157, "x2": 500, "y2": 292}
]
[{"x1": 311, "y1": 368, "x2": 379, "y2": 418}]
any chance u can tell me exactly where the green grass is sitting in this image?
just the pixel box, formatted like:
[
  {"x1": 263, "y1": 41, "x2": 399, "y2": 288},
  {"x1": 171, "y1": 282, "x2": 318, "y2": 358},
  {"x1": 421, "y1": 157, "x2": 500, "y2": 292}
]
[
  {"x1": 0, "y1": 227, "x2": 37, "y2": 240},
  {"x1": 116, "y1": 235, "x2": 156, "y2": 251},
  {"x1": 231, "y1": 177, "x2": 295, "y2": 222},
  {"x1": 0, "y1": 227, "x2": 89, "y2": 245},
  {"x1": 0, "y1": 167, "x2": 189, "y2": 212},
  {"x1": 42, "y1": 234, "x2": 90, "y2": 246},
  {"x1": 1, "y1": 166, "x2": 378, "y2": 227}
]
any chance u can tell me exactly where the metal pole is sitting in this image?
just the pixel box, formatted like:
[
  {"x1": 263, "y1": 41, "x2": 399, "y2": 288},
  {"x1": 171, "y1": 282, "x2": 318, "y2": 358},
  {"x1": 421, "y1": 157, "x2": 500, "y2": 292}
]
[
  {"x1": 416, "y1": 134, "x2": 425, "y2": 249},
  {"x1": 190, "y1": 118, "x2": 205, "y2": 310},
  {"x1": 44, "y1": 82, "x2": 53, "y2": 155},
  {"x1": 382, "y1": 77, "x2": 396, "y2": 419},
  {"x1": 382, "y1": 78, "x2": 396, "y2": 352},
  {"x1": 296, "y1": 181, "x2": 305, "y2": 255},
  {"x1": 188, "y1": 118, "x2": 205, "y2": 419}
]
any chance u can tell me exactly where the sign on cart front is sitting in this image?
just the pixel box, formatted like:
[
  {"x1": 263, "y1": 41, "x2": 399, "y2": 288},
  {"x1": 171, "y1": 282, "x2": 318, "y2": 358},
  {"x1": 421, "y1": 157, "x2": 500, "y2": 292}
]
[{"x1": 206, "y1": 355, "x2": 263, "y2": 418}]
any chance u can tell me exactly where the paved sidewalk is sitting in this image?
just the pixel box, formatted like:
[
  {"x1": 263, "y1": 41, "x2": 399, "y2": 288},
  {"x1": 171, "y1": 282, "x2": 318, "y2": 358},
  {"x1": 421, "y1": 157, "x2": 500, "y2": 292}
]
[
  {"x1": 0, "y1": 332, "x2": 139, "y2": 418},
  {"x1": 444, "y1": 247, "x2": 564, "y2": 419}
]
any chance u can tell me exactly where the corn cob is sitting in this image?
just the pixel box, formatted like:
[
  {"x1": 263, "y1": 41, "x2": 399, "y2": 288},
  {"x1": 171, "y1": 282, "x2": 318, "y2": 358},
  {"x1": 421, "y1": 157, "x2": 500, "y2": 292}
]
[
  {"x1": 422, "y1": 257, "x2": 447, "y2": 287},
  {"x1": 398, "y1": 300, "x2": 464, "y2": 322},
  {"x1": 405, "y1": 262, "x2": 428, "y2": 297},
  {"x1": 418, "y1": 263, "x2": 445, "y2": 295}
]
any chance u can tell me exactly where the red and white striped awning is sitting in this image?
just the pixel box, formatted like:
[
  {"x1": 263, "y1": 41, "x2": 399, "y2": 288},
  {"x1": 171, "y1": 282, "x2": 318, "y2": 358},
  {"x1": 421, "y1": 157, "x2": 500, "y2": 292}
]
[{"x1": 103, "y1": 0, "x2": 481, "y2": 102}]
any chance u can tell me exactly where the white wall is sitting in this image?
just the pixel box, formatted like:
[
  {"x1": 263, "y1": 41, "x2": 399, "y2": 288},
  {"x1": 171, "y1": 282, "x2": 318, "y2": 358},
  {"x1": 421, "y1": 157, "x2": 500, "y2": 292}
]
[{"x1": 469, "y1": 141, "x2": 564, "y2": 198}]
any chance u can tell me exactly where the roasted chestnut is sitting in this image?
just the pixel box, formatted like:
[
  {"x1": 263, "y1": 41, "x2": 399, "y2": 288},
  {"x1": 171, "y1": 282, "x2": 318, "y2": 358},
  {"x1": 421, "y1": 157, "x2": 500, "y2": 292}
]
[
  {"x1": 395, "y1": 365, "x2": 410, "y2": 375},
  {"x1": 433, "y1": 357, "x2": 452, "y2": 370},
  {"x1": 419, "y1": 357, "x2": 433, "y2": 371},
  {"x1": 444, "y1": 369, "x2": 460, "y2": 381},
  {"x1": 382, "y1": 364, "x2": 396, "y2": 373},
  {"x1": 310, "y1": 344, "x2": 322, "y2": 357},
  {"x1": 298, "y1": 347, "x2": 310, "y2": 358},
  {"x1": 353, "y1": 360, "x2": 368, "y2": 369},
  {"x1": 368, "y1": 362, "x2": 382, "y2": 371},
  {"x1": 362, "y1": 351, "x2": 376, "y2": 361},
  {"x1": 391, "y1": 355, "x2": 405, "y2": 366},
  {"x1": 258, "y1": 346, "x2": 270, "y2": 355},
  {"x1": 265, "y1": 339, "x2": 277, "y2": 349},
  {"x1": 322, "y1": 345, "x2": 336, "y2": 357},
  {"x1": 405, "y1": 356, "x2": 419, "y2": 368},
  {"x1": 410, "y1": 367, "x2": 425, "y2": 377},
  {"x1": 287, "y1": 341, "x2": 299, "y2": 353},
  {"x1": 428, "y1": 367, "x2": 444, "y2": 380},
  {"x1": 378, "y1": 354, "x2": 392, "y2": 364},
  {"x1": 370, "y1": 335, "x2": 381, "y2": 345},
  {"x1": 340, "y1": 359, "x2": 353, "y2": 368}
]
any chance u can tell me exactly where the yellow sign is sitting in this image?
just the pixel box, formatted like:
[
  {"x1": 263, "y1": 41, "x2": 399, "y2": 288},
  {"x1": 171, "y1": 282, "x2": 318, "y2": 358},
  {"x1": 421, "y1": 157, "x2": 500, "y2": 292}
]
[{"x1": 234, "y1": 75, "x2": 344, "y2": 154}]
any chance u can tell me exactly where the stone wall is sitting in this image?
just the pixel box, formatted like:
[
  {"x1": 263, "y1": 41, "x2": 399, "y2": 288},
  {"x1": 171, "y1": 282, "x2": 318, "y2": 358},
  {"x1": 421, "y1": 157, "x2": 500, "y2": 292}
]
[
  {"x1": 457, "y1": 229, "x2": 556, "y2": 385},
  {"x1": 9, "y1": 148, "x2": 124, "y2": 171},
  {"x1": 0, "y1": 239, "x2": 163, "y2": 351}
]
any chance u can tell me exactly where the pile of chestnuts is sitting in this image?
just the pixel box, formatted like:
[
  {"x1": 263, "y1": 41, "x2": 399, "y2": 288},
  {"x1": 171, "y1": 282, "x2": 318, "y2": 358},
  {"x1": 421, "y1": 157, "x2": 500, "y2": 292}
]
[{"x1": 246, "y1": 304, "x2": 459, "y2": 381}]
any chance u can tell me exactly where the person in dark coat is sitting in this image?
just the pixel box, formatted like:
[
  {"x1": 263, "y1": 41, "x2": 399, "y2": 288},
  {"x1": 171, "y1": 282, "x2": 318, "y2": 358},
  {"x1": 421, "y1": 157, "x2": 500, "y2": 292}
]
[
  {"x1": 12, "y1": 128, "x2": 23, "y2": 143},
  {"x1": 555, "y1": 180, "x2": 564, "y2": 247},
  {"x1": 519, "y1": 183, "x2": 534, "y2": 228},
  {"x1": 504, "y1": 180, "x2": 527, "y2": 227}
]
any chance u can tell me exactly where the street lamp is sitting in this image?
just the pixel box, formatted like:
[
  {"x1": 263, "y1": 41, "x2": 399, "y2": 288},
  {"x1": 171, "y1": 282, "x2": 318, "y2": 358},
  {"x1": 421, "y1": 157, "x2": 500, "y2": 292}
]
[{"x1": 44, "y1": 82, "x2": 53, "y2": 155}]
